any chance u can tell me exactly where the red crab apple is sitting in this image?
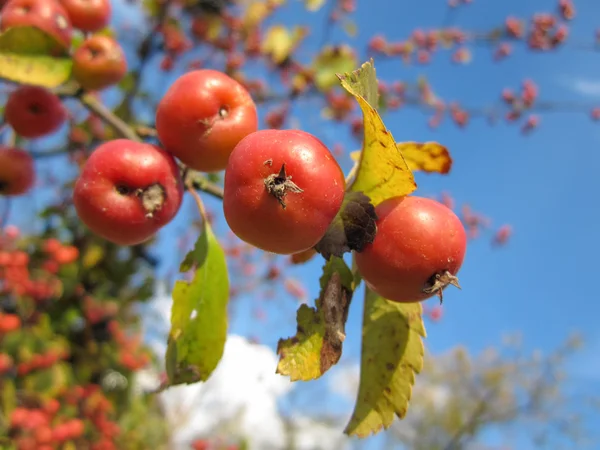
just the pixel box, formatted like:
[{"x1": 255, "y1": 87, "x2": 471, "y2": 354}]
[
  {"x1": 223, "y1": 129, "x2": 346, "y2": 255},
  {"x1": 0, "y1": 147, "x2": 35, "y2": 196},
  {"x1": 73, "y1": 139, "x2": 184, "y2": 245},
  {"x1": 58, "y1": 0, "x2": 110, "y2": 32},
  {"x1": 0, "y1": 0, "x2": 73, "y2": 49},
  {"x1": 72, "y1": 35, "x2": 127, "y2": 91},
  {"x1": 355, "y1": 196, "x2": 467, "y2": 303},
  {"x1": 155, "y1": 69, "x2": 258, "y2": 172},
  {"x1": 4, "y1": 85, "x2": 66, "y2": 139}
]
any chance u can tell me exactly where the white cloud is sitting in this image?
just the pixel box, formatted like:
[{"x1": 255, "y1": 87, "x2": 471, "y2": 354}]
[
  {"x1": 157, "y1": 335, "x2": 293, "y2": 449},
  {"x1": 137, "y1": 289, "x2": 349, "y2": 450},
  {"x1": 567, "y1": 78, "x2": 600, "y2": 97},
  {"x1": 328, "y1": 363, "x2": 360, "y2": 400}
]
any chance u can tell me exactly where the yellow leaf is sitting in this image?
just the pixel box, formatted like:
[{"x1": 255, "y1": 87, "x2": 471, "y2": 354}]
[
  {"x1": 205, "y1": 15, "x2": 223, "y2": 41},
  {"x1": 261, "y1": 25, "x2": 305, "y2": 65},
  {"x1": 338, "y1": 60, "x2": 417, "y2": 206},
  {"x1": 305, "y1": 0, "x2": 325, "y2": 11},
  {"x1": 0, "y1": 26, "x2": 69, "y2": 56},
  {"x1": 0, "y1": 53, "x2": 72, "y2": 88},
  {"x1": 399, "y1": 141, "x2": 453, "y2": 174},
  {"x1": 0, "y1": 27, "x2": 72, "y2": 88},
  {"x1": 243, "y1": 1, "x2": 270, "y2": 30},
  {"x1": 313, "y1": 45, "x2": 358, "y2": 92},
  {"x1": 82, "y1": 244, "x2": 104, "y2": 269},
  {"x1": 344, "y1": 289, "x2": 426, "y2": 437},
  {"x1": 277, "y1": 258, "x2": 353, "y2": 381},
  {"x1": 343, "y1": 19, "x2": 358, "y2": 37}
]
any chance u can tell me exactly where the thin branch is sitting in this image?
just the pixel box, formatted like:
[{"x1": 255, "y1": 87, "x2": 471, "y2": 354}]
[
  {"x1": 184, "y1": 170, "x2": 224, "y2": 200},
  {"x1": 78, "y1": 93, "x2": 142, "y2": 142}
]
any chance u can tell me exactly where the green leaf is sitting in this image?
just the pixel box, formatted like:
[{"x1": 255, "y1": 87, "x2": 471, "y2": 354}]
[
  {"x1": 0, "y1": 54, "x2": 72, "y2": 88},
  {"x1": 276, "y1": 257, "x2": 354, "y2": 381},
  {"x1": 165, "y1": 219, "x2": 229, "y2": 385},
  {"x1": 0, "y1": 26, "x2": 69, "y2": 55},
  {"x1": 23, "y1": 363, "x2": 72, "y2": 400},
  {"x1": 337, "y1": 60, "x2": 417, "y2": 206},
  {"x1": 1, "y1": 379, "x2": 17, "y2": 417},
  {"x1": 314, "y1": 191, "x2": 377, "y2": 260},
  {"x1": 0, "y1": 27, "x2": 72, "y2": 87},
  {"x1": 344, "y1": 288, "x2": 426, "y2": 437},
  {"x1": 313, "y1": 45, "x2": 358, "y2": 92}
]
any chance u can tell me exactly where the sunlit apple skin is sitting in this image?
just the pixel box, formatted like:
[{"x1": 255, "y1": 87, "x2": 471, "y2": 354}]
[
  {"x1": 0, "y1": 0, "x2": 73, "y2": 49},
  {"x1": 355, "y1": 196, "x2": 467, "y2": 303},
  {"x1": 73, "y1": 139, "x2": 184, "y2": 246},
  {"x1": 58, "y1": 0, "x2": 110, "y2": 32},
  {"x1": 0, "y1": 147, "x2": 35, "y2": 196},
  {"x1": 72, "y1": 35, "x2": 127, "y2": 91},
  {"x1": 223, "y1": 129, "x2": 346, "y2": 255},
  {"x1": 4, "y1": 85, "x2": 66, "y2": 139},
  {"x1": 155, "y1": 69, "x2": 258, "y2": 173}
]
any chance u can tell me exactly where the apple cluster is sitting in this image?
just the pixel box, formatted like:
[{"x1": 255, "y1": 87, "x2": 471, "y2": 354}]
[
  {"x1": 0, "y1": 222, "x2": 160, "y2": 448},
  {"x1": 0, "y1": 0, "x2": 467, "y2": 304},
  {"x1": 7, "y1": 385, "x2": 122, "y2": 450},
  {"x1": 0, "y1": 0, "x2": 127, "y2": 194},
  {"x1": 71, "y1": 67, "x2": 467, "y2": 303}
]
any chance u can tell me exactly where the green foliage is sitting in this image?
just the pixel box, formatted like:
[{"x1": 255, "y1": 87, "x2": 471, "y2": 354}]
[
  {"x1": 0, "y1": 203, "x2": 168, "y2": 447},
  {"x1": 166, "y1": 216, "x2": 229, "y2": 385},
  {"x1": 0, "y1": 27, "x2": 72, "y2": 87}
]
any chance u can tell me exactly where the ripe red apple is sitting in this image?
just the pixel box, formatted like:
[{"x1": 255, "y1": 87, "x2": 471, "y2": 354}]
[
  {"x1": 58, "y1": 0, "x2": 110, "y2": 32},
  {"x1": 73, "y1": 139, "x2": 184, "y2": 246},
  {"x1": 355, "y1": 196, "x2": 467, "y2": 303},
  {"x1": 72, "y1": 35, "x2": 127, "y2": 91},
  {"x1": 0, "y1": 147, "x2": 35, "y2": 196},
  {"x1": 0, "y1": 0, "x2": 73, "y2": 49},
  {"x1": 4, "y1": 85, "x2": 67, "y2": 139},
  {"x1": 155, "y1": 69, "x2": 258, "y2": 172},
  {"x1": 223, "y1": 129, "x2": 346, "y2": 254}
]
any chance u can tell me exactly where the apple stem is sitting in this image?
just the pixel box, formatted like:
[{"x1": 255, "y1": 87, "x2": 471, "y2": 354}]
[
  {"x1": 422, "y1": 270, "x2": 461, "y2": 304},
  {"x1": 263, "y1": 164, "x2": 303, "y2": 209}
]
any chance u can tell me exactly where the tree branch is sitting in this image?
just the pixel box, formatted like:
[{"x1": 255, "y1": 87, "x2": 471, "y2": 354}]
[
  {"x1": 78, "y1": 93, "x2": 142, "y2": 142},
  {"x1": 184, "y1": 169, "x2": 224, "y2": 200}
]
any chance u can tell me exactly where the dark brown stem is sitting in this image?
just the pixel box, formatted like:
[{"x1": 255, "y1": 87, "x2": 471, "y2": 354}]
[
  {"x1": 263, "y1": 163, "x2": 303, "y2": 209},
  {"x1": 422, "y1": 270, "x2": 462, "y2": 304}
]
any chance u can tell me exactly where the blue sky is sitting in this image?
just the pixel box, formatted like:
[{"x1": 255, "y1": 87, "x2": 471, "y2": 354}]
[{"x1": 2, "y1": 0, "x2": 600, "y2": 447}]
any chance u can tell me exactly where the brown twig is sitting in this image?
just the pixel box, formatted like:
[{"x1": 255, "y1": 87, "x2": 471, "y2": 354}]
[{"x1": 78, "y1": 93, "x2": 142, "y2": 142}]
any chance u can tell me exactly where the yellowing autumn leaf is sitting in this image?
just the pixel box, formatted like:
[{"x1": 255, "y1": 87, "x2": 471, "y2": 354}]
[
  {"x1": 304, "y1": 0, "x2": 325, "y2": 11},
  {"x1": 261, "y1": 25, "x2": 306, "y2": 65},
  {"x1": 0, "y1": 27, "x2": 72, "y2": 88},
  {"x1": 277, "y1": 258, "x2": 354, "y2": 381},
  {"x1": 351, "y1": 141, "x2": 452, "y2": 175},
  {"x1": 344, "y1": 289, "x2": 426, "y2": 437},
  {"x1": 243, "y1": 1, "x2": 271, "y2": 30},
  {"x1": 399, "y1": 141, "x2": 452, "y2": 174},
  {"x1": 338, "y1": 60, "x2": 417, "y2": 206},
  {"x1": 0, "y1": 54, "x2": 72, "y2": 88},
  {"x1": 313, "y1": 45, "x2": 358, "y2": 92}
]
